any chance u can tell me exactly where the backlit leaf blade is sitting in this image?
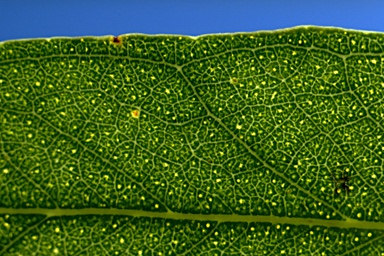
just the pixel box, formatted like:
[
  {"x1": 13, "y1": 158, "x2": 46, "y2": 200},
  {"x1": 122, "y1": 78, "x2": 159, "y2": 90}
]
[{"x1": 1, "y1": 26, "x2": 384, "y2": 255}]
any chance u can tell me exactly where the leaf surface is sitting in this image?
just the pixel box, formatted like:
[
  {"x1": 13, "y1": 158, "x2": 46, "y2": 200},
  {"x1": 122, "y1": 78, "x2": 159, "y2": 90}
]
[{"x1": 1, "y1": 26, "x2": 384, "y2": 255}]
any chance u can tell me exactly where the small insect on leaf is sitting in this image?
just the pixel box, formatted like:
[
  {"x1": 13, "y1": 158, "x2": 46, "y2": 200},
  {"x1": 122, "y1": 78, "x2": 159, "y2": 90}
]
[{"x1": 331, "y1": 169, "x2": 353, "y2": 195}]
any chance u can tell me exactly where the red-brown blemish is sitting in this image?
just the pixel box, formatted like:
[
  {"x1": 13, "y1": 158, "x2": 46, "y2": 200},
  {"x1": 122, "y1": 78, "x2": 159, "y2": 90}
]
[
  {"x1": 132, "y1": 110, "x2": 140, "y2": 118},
  {"x1": 111, "y1": 36, "x2": 122, "y2": 45}
]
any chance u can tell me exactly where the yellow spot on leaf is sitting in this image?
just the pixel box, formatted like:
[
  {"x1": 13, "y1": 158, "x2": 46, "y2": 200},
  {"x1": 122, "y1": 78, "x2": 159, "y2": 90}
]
[
  {"x1": 230, "y1": 77, "x2": 238, "y2": 84},
  {"x1": 132, "y1": 110, "x2": 140, "y2": 118}
]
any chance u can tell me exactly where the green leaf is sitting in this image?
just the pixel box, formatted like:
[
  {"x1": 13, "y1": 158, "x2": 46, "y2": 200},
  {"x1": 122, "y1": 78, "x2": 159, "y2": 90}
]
[{"x1": 1, "y1": 26, "x2": 384, "y2": 255}]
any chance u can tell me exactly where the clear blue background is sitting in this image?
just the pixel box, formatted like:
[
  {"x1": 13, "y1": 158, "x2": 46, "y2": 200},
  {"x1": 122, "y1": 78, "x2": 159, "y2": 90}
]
[{"x1": 1, "y1": 0, "x2": 384, "y2": 41}]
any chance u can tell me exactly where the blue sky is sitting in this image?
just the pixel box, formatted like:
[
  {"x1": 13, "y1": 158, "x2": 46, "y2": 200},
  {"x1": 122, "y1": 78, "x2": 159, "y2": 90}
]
[{"x1": 1, "y1": 0, "x2": 384, "y2": 41}]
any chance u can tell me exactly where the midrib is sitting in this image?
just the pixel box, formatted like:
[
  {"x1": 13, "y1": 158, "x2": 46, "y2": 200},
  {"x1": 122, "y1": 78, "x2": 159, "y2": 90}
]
[{"x1": 1, "y1": 207, "x2": 383, "y2": 231}]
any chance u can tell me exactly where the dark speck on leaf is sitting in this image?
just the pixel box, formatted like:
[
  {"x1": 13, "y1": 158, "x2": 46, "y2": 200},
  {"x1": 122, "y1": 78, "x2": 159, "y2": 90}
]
[{"x1": 113, "y1": 36, "x2": 121, "y2": 43}]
